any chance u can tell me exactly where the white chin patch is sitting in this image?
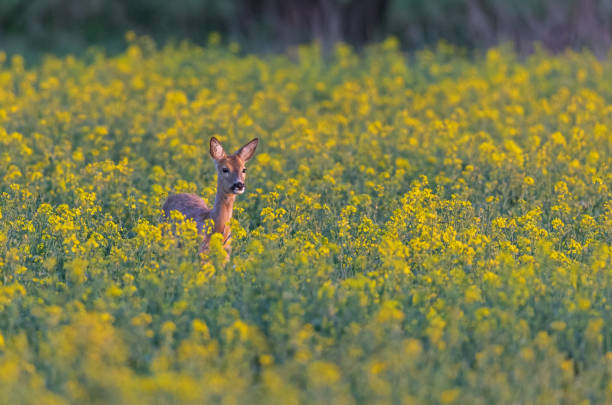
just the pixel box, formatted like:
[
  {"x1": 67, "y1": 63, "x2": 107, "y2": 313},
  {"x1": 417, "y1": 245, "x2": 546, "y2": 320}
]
[{"x1": 233, "y1": 188, "x2": 245, "y2": 194}]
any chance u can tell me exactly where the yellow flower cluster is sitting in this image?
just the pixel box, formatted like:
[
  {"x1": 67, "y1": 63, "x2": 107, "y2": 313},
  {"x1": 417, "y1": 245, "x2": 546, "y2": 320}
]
[{"x1": 0, "y1": 35, "x2": 611, "y2": 403}]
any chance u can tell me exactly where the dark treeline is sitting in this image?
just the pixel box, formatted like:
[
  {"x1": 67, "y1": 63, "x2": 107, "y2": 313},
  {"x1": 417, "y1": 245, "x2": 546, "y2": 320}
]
[{"x1": 1, "y1": 0, "x2": 611, "y2": 55}]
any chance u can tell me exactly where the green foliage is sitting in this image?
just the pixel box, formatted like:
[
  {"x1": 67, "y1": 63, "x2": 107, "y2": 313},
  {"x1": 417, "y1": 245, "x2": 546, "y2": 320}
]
[
  {"x1": 2, "y1": 0, "x2": 612, "y2": 55},
  {"x1": 0, "y1": 37, "x2": 611, "y2": 403}
]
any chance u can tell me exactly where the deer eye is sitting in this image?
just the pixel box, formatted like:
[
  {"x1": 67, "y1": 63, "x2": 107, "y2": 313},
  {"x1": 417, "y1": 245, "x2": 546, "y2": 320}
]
[
  {"x1": 222, "y1": 167, "x2": 229, "y2": 173},
  {"x1": 242, "y1": 168, "x2": 247, "y2": 173}
]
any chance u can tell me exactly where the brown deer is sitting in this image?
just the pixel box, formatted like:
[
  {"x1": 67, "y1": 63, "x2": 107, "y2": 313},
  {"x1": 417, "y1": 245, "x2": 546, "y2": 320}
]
[{"x1": 162, "y1": 137, "x2": 259, "y2": 255}]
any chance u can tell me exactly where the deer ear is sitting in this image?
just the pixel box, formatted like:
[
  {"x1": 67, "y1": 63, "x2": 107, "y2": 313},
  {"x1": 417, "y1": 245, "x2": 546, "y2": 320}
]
[
  {"x1": 210, "y1": 137, "x2": 226, "y2": 160},
  {"x1": 236, "y1": 138, "x2": 259, "y2": 162}
]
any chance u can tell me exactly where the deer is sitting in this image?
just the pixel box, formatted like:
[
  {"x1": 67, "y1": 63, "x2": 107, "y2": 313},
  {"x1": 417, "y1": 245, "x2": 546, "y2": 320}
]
[{"x1": 161, "y1": 137, "x2": 259, "y2": 256}]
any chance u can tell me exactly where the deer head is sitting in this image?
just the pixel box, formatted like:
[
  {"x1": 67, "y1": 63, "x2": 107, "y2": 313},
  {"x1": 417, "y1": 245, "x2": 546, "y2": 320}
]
[{"x1": 209, "y1": 137, "x2": 259, "y2": 195}]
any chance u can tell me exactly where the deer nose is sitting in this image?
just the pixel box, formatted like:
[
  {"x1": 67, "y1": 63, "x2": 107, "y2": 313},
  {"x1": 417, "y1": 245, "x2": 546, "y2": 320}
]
[{"x1": 233, "y1": 182, "x2": 244, "y2": 190}]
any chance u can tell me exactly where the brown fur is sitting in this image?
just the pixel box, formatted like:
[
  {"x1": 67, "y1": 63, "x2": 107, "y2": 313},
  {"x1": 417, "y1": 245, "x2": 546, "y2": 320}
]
[{"x1": 162, "y1": 137, "x2": 258, "y2": 255}]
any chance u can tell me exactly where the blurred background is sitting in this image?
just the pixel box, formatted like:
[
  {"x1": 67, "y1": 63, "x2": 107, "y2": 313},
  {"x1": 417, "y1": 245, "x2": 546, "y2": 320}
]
[{"x1": 1, "y1": 0, "x2": 611, "y2": 56}]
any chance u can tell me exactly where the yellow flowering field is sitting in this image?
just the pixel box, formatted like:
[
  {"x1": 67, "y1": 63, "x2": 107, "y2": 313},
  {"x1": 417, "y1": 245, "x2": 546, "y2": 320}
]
[{"x1": 0, "y1": 35, "x2": 611, "y2": 403}]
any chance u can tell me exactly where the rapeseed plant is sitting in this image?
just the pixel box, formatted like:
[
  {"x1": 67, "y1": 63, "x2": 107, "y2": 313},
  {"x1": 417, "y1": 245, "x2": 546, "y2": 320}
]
[{"x1": 0, "y1": 34, "x2": 610, "y2": 403}]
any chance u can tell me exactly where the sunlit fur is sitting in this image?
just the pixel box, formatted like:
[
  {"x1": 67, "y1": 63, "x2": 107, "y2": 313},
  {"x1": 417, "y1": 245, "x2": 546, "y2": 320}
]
[{"x1": 162, "y1": 137, "x2": 258, "y2": 255}]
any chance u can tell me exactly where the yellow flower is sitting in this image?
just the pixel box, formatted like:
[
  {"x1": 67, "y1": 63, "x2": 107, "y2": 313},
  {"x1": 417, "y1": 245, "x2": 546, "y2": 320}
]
[
  {"x1": 440, "y1": 388, "x2": 460, "y2": 404},
  {"x1": 0, "y1": 36, "x2": 610, "y2": 402},
  {"x1": 259, "y1": 354, "x2": 274, "y2": 366},
  {"x1": 307, "y1": 361, "x2": 341, "y2": 386},
  {"x1": 464, "y1": 285, "x2": 482, "y2": 303},
  {"x1": 161, "y1": 321, "x2": 177, "y2": 334}
]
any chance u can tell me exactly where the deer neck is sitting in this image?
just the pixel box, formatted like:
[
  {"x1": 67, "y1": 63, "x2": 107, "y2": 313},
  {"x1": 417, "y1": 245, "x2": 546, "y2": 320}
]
[{"x1": 210, "y1": 182, "x2": 235, "y2": 234}]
